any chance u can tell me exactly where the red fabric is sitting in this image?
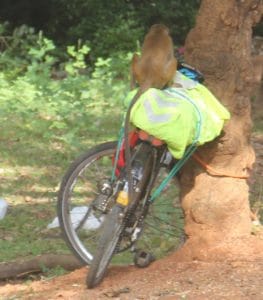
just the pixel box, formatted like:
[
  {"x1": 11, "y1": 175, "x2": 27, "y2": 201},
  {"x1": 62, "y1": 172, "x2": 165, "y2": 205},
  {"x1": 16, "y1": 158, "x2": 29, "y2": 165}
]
[{"x1": 113, "y1": 130, "x2": 139, "y2": 176}]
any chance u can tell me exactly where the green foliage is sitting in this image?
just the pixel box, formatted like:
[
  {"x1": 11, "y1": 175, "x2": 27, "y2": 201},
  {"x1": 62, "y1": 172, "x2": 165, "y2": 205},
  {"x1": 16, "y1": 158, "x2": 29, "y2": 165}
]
[
  {"x1": 91, "y1": 14, "x2": 144, "y2": 58},
  {"x1": 65, "y1": 43, "x2": 90, "y2": 76},
  {"x1": 26, "y1": 31, "x2": 56, "y2": 83},
  {"x1": 128, "y1": 0, "x2": 200, "y2": 45},
  {"x1": 0, "y1": 1, "x2": 201, "y2": 59},
  {"x1": 0, "y1": 24, "x2": 129, "y2": 150},
  {"x1": 0, "y1": 25, "x2": 130, "y2": 264}
]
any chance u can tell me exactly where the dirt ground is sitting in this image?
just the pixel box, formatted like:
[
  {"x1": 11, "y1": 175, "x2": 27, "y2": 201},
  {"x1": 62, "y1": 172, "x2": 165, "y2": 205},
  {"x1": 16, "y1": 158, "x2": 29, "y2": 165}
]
[{"x1": 0, "y1": 244, "x2": 263, "y2": 300}]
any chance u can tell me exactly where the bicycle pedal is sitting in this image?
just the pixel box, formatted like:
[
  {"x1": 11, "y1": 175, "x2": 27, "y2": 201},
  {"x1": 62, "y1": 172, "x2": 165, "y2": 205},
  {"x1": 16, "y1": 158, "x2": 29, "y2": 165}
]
[
  {"x1": 92, "y1": 194, "x2": 109, "y2": 212},
  {"x1": 133, "y1": 250, "x2": 155, "y2": 268}
]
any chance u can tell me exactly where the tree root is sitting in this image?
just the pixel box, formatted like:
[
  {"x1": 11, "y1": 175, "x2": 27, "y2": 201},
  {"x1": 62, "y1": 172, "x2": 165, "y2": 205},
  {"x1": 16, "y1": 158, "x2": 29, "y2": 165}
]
[{"x1": 0, "y1": 254, "x2": 84, "y2": 280}]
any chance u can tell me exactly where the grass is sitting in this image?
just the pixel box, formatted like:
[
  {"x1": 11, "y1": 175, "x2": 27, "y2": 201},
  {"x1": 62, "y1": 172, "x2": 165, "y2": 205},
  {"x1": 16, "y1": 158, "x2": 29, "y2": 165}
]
[
  {"x1": 0, "y1": 203, "x2": 67, "y2": 261},
  {"x1": 0, "y1": 106, "x2": 123, "y2": 264}
]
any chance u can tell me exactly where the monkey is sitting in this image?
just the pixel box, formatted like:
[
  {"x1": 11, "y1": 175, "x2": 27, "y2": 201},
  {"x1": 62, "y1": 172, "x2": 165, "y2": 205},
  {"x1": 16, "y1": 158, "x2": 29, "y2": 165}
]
[
  {"x1": 130, "y1": 24, "x2": 177, "y2": 90},
  {"x1": 124, "y1": 24, "x2": 177, "y2": 204}
]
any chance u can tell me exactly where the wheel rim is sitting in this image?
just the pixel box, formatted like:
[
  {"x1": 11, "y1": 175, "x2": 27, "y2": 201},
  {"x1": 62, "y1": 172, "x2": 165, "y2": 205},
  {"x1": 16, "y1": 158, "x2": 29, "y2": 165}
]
[
  {"x1": 59, "y1": 143, "x2": 184, "y2": 265},
  {"x1": 60, "y1": 146, "x2": 116, "y2": 264}
]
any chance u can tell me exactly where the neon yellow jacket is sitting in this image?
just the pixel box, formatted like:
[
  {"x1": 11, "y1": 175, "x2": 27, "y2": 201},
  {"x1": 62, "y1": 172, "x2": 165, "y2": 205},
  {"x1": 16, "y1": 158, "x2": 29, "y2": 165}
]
[{"x1": 126, "y1": 72, "x2": 230, "y2": 159}]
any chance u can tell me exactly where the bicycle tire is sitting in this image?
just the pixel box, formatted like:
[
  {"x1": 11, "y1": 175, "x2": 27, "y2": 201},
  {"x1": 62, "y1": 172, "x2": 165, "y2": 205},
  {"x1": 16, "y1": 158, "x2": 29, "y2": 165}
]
[
  {"x1": 57, "y1": 141, "x2": 118, "y2": 265},
  {"x1": 86, "y1": 205, "x2": 124, "y2": 288},
  {"x1": 87, "y1": 142, "x2": 155, "y2": 288}
]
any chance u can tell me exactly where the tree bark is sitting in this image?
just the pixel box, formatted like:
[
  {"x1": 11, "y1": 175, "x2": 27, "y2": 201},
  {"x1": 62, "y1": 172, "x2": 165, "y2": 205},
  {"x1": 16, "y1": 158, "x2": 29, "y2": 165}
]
[{"x1": 177, "y1": 0, "x2": 263, "y2": 260}]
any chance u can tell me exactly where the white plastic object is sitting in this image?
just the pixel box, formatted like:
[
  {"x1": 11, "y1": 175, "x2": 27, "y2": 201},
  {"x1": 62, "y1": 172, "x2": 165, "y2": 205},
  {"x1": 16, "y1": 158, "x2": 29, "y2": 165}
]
[
  {"x1": 47, "y1": 206, "x2": 104, "y2": 230},
  {"x1": 0, "y1": 199, "x2": 8, "y2": 220}
]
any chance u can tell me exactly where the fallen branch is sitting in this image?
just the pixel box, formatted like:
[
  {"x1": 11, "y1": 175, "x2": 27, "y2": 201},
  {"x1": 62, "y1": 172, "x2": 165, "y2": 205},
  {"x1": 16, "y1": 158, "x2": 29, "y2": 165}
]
[{"x1": 0, "y1": 254, "x2": 85, "y2": 280}]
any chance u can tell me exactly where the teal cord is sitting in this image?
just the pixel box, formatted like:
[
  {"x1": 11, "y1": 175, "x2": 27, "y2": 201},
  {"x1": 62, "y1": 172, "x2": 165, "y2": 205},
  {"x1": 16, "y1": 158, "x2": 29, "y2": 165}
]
[
  {"x1": 150, "y1": 144, "x2": 197, "y2": 201},
  {"x1": 111, "y1": 120, "x2": 125, "y2": 182},
  {"x1": 150, "y1": 88, "x2": 203, "y2": 201}
]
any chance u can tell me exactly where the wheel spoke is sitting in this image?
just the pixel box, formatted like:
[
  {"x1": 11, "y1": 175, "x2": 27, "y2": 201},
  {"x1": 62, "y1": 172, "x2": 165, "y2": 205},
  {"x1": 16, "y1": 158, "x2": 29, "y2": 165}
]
[{"x1": 58, "y1": 142, "x2": 118, "y2": 265}]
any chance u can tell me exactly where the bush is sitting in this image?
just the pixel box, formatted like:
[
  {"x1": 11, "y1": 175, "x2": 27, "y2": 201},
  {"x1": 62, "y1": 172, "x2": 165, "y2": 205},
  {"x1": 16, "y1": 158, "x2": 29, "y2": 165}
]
[
  {"x1": 0, "y1": 1, "x2": 201, "y2": 59},
  {"x1": 0, "y1": 24, "x2": 130, "y2": 149}
]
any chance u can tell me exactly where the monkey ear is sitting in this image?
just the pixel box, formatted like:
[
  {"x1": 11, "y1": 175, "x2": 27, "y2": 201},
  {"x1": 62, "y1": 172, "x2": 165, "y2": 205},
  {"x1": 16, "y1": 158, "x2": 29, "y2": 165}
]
[{"x1": 130, "y1": 53, "x2": 140, "y2": 89}]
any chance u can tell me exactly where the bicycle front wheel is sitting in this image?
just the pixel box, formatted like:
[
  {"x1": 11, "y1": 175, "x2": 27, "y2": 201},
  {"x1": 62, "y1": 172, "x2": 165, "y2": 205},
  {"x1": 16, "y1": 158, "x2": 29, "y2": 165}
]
[
  {"x1": 86, "y1": 205, "x2": 124, "y2": 288},
  {"x1": 87, "y1": 142, "x2": 156, "y2": 288},
  {"x1": 57, "y1": 141, "x2": 117, "y2": 265}
]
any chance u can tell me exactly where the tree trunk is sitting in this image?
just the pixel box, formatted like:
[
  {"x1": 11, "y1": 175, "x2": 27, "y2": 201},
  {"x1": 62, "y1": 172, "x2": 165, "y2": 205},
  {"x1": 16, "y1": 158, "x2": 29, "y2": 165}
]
[{"x1": 177, "y1": 0, "x2": 263, "y2": 260}]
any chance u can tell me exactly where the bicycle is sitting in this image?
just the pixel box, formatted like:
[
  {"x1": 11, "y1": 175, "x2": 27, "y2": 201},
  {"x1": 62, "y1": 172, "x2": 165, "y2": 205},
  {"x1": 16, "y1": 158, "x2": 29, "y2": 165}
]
[
  {"x1": 57, "y1": 64, "x2": 204, "y2": 288},
  {"x1": 57, "y1": 127, "x2": 198, "y2": 286}
]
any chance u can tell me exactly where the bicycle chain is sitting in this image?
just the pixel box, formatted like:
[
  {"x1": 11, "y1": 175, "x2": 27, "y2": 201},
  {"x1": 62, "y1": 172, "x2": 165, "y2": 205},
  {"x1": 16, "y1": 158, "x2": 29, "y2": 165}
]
[
  {"x1": 114, "y1": 208, "x2": 133, "y2": 253},
  {"x1": 114, "y1": 201, "x2": 146, "y2": 253}
]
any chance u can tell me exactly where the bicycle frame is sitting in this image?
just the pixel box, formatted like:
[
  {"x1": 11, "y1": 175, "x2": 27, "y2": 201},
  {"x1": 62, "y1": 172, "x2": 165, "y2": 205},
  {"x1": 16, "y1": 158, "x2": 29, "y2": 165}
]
[{"x1": 112, "y1": 128, "x2": 198, "y2": 206}]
